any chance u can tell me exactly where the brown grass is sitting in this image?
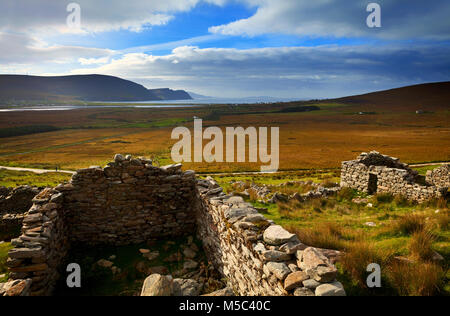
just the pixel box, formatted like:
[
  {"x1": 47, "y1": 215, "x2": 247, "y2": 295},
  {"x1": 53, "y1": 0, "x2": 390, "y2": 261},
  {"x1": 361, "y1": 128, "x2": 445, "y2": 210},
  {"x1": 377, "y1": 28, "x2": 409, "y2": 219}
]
[
  {"x1": 408, "y1": 230, "x2": 437, "y2": 262},
  {"x1": 285, "y1": 222, "x2": 347, "y2": 250},
  {"x1": 340, "y1": 241, "x2": 394, "y2": 287},
  {"x1": 391, "y1": 213, "x2": 427, "y2": 235},
  {"x1": 386, "y1": 261, "x2": 444, "y2": 296}
]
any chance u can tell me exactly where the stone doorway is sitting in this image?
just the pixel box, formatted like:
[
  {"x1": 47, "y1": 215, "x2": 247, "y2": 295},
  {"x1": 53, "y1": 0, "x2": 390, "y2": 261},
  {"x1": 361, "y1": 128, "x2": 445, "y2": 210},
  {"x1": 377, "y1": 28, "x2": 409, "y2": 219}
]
[{"x1": 368, "y1": 173, "x2": 378, "y2": 195}]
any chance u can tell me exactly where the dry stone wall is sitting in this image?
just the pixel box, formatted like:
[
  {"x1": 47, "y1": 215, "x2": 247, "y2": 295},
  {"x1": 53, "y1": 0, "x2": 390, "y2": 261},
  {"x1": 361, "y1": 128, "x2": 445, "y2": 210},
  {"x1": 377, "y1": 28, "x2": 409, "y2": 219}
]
[
  {"x1": 6, "y1": 154, "x2": 345, "y2": 296},
  {"x1": 196, "y1": 177, "x2": 345, "y2": 296},
  {"x1": 0, "y1": 186, "x2": 40, "y2": 241},
  {"x1": 426, "y1": 165, "x2": 450, "y2": 189},
  {"x1": 7, "y1": 188, "x2": 68, "y2": 296},
  {"x1": 60, "y1": 155, "x2": 198, "y2": 245},
  {"x1": 341, "y1": 151, "x2": 447, "y2": 202}
]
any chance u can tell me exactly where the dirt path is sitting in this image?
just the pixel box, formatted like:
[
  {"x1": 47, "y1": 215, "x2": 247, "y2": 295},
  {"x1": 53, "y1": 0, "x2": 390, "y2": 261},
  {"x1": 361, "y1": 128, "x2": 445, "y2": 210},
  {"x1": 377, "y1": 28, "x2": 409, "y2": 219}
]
[{"x1": 0, "y1": 166, "x2": 75, "y2": 175}]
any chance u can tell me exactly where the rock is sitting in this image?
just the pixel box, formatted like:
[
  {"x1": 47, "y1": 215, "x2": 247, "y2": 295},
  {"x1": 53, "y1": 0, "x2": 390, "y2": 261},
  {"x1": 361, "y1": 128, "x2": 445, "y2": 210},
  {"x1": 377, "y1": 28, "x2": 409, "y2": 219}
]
[
  {"x1": 311, "y1": 266, "x2": 338, "y2": 283},
  {"x1": 97, "y1": 259, "x2": 114, "y2": 269},
  {"x1": 224, "y1": 208, "x2": 257, "y2": 220},
  {"x1": 203, "y1": 287, "x2": 234, "y2": 296},
  {"x1": 288, "y1": 263, "x2": 299, "y2": 273},
  {"x1": 173, "y1": 279, "x2": 202, "y2": 296},
  {"x1": 284, "y1": 271, "x2": 309, "y2": 291},
  {"x1": 301, "y1": 247, "x2": 330, "y2": 270},
  {"x1": 302, "y1": 279, "x2": 321, "y2": 290},
  {"x1": 262, "y1": 250, "x2": 291, "y2": 262},
  {"x1": 183, "y1": 248, "x2": 197, "y2": 259},
  {"x1": 432, "y1": 251, "x2": 444, "y2": 263},
  {"x1": 293, "y1": 287, "x2": 315, "y2": 296},
  {"x1": 2, "y1": 279, "x2": 32, "y2": 296},
  {"x1": 265, "y1": 262, "x2": 291, "y2": 280},
  {"x1": 135, "y1": 261, "x2": 149, "y2": 274},
  {"x1": 315, "y1": 282, "x2": 346, "y2": 296},
  {"x1": 184, "y1": 260, "x2": 198, "y2": 270},
  {"x1": 111, "y1": 266, "x2": 121, "y2": 275},
  {"x1": 279, "y1": 242, "x2": 307, "y2": 254},
  {"x1": 114, "y1": 154, "x2": 125, "y2": 163},
  {"x1": 365, "y1": 222, "x2": 377, "y2": 227},
  {"x1": 254, "y1": 243, "x2": 266, "y2": 253},
  {"x1": 263, "y1": 225, "x2": 298, "y2": 246},
  {"x1": 141, "y1": 274, "x2": 173, "y2": 296},
  {"x1": 149, "y1": 266, "x2": 169, "y2": 275},
  {"x1": 143, "y1": 251, "x2": 160, "y2": 261}
]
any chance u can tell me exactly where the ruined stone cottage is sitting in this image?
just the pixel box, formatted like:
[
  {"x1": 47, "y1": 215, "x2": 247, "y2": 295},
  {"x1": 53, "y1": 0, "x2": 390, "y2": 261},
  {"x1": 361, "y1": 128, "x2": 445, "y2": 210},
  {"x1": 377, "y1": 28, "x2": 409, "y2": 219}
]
[
  {"x1": 341, "y1": 151, "x2": 449, "y2": 202},
  {"x1": 2, "y1": 154, "x2": 344, "y2": 297}
]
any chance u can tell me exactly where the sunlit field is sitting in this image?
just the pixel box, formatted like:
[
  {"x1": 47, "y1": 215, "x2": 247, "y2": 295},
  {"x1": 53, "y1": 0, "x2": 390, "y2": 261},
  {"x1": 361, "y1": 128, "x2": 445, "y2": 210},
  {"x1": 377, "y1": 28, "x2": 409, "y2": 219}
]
[{"x1": 0, "y1": 101, "x2": 448, "y2": 172}]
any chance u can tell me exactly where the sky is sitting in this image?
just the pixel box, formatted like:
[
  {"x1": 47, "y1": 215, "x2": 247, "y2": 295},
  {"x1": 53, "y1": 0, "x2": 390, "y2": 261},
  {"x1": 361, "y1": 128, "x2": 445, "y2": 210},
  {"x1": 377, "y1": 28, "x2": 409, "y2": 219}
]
[{"x1": 0, "y1": 0, "x2": 449, "y2": 98}]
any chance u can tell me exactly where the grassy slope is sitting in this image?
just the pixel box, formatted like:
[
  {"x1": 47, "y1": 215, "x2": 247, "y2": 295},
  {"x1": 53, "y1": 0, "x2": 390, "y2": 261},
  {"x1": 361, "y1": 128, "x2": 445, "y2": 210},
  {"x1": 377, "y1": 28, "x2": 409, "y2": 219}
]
[{"x1": 0, "y1": 169, "x2": 72, "y2": 188}]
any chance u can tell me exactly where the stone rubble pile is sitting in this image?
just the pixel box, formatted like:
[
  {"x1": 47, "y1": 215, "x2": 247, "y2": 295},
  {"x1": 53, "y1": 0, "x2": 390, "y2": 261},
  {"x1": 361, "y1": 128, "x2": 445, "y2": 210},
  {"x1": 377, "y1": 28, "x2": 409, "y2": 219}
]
[{"x1": 196, "y1": 178, "x2": 345, "y2": 296}]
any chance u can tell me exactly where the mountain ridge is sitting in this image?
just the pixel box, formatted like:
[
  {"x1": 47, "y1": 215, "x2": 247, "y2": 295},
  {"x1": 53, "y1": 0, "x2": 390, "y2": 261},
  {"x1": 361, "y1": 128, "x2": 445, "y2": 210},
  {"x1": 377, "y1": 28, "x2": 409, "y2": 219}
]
[{"x1": 0, "y1": 74, "x2": 192, "y2": 103}]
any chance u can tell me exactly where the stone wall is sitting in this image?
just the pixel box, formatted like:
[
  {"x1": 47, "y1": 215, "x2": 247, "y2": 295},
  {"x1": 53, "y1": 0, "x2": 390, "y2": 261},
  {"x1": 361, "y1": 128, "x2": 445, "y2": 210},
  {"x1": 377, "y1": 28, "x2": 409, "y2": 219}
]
[
  {"x1": 0, "y1": 186, "x2": 40, "y2": 241},
  {"x1": 196, "y1": 177, "x2": 345, "y2": 296},
  {"x1": 6, "y1": 154, "x2": 345, "y2": 296},
  {"x1": 60, "y1": 155, "x2": 198, "y2": 245},
  {"x1": 426, "y1": 165, "x2": 450, "y2": 189},
  {"x1": 6, "y1": 155, "x2": 199, "y2": 295},
  {"x1": 341, "y1": 151, "x2": 447, "y2": 202},
  {"x1": 7, "y1": 188, "x2": 68, "y2": 296}
]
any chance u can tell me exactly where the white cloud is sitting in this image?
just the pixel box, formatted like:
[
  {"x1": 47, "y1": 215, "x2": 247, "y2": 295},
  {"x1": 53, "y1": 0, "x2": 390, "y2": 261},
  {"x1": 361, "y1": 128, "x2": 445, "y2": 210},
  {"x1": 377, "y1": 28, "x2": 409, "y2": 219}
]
[
  {"x1": 0, "y1": 32, "x2": 113, "y2": 65},
  {"x1": 210, "y1": 0, "x2": 450, "y2": 40},
  {"x1": 0, "y1": 0, "x2": 228, "y2": 35},
  {"x1": 67, "y1": 45, "x2": 450, "y2": 98}
]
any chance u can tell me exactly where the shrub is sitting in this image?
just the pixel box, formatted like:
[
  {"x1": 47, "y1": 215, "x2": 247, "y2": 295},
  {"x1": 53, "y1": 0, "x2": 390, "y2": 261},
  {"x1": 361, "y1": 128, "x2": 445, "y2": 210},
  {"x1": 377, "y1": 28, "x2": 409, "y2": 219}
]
[
  {"x1": 374, "y1": 193, "x2": 394, "y2": 204},
  {"x1": 340, "y1": 241, "x2": 393, "y2": 288},
  {"x1": 408, "y1": 229, "x2": 436, "y2": 262},
  {"x1": 386, "y1": 261, "x2": 444, "y2": 296},
  {"x1": 337, "y1": 187, "x2": 356, "y2": 201},
  {"x1": 394, "y1": 195, "x2": 410, "y2": 207},
  {"x1": 286, "y1": 222, "x2": 346, "y2": 250},
  {"x1": 391, "y1": 213, "x2": 426, "y2": 235},
  {"x1": 435, "y1": 210, "x2": 449, "y2": 231}
]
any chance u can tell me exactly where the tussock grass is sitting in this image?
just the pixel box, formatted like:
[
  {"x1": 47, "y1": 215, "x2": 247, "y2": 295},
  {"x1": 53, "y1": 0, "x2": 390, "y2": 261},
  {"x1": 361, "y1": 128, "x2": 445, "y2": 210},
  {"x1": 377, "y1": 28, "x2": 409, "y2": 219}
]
[
  {"x1": 386, "y1": 261, "x2": 444, "y2": 296},
  {"x1": 408, "y1": 230, "x2": 437, "y2": 262},
  {"x1": 391, "y1": 213, "x2": 427, "y2": 235}
]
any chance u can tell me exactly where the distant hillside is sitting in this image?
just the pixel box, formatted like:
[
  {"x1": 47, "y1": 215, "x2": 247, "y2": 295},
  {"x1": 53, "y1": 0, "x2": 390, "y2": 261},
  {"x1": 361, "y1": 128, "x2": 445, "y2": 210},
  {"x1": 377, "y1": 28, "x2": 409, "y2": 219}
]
[
  {"x1": 334, "y1": 81, "x2": 450, "y2": 111},
  {"x1": 149, "y1": 88, "x2": 191, "y2": 101},
  {"x1": 0, "y1": 74, "x2": 192, "y2": 103}
]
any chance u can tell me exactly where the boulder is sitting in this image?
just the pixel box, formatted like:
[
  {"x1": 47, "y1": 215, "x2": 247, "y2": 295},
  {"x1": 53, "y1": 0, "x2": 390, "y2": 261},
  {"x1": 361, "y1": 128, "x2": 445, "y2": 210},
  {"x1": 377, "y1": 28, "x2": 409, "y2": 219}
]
[
  {"x1": 141, "y1": 274, "x2": 173, "y2": 296},
  {"x1": 265, "y1": 262, "x2": 291, "y2": 280},
  {"x1": 262, "y1": 250, "x2": 291, "y2": 262},
  {"x1": 173, "y1": 279, "x2": 202, "y2": 296},
  {"x1": 315, "y1": 282, "x2": 346, "y2": 296},
  {"x1": 301, "y1": 247, "x2": 330, "y2": 270},
  {"x1": 284, "y1": 271, "x2": 309, "y2": 291},
  {"x1": 263, "y1": 225, "x2": 298, "y2": 246},
  {"x1": 203, "y1": 287, "x2": 234, "y2": 296},
  {"x1": 293, "y1": 287, "x2": 315, "y2": 296}
]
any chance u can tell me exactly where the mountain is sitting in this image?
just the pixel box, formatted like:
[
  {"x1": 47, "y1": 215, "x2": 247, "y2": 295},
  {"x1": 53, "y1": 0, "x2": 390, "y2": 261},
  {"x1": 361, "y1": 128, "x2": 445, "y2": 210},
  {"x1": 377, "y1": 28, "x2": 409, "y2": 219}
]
[
  {"x1": 188, "y1": 91, "x2": 210, "y2": 99},
  {"x1": 149, "y1": 88, "x2": 192, "y2": 101},
  {"x1": 333, "y1": 81, "x2": 450, "y2": 111},
  {"x1": 0, "y1": 74, "x2": 192, "y2": 103}
]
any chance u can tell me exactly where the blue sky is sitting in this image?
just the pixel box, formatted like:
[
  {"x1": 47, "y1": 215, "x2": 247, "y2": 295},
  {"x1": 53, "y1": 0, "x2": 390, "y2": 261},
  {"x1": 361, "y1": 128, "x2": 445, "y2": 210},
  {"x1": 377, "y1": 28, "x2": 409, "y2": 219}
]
[{"x1": 0, "y1": 0, "x2": 449, "y2": 98}]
